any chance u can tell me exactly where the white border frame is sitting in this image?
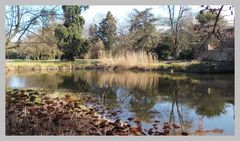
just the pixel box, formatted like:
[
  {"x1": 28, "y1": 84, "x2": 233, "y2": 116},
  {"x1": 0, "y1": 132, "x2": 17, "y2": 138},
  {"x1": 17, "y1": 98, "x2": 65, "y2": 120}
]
[{"x1": 1, "y1": 0, "x2": 239, "y2": 141}]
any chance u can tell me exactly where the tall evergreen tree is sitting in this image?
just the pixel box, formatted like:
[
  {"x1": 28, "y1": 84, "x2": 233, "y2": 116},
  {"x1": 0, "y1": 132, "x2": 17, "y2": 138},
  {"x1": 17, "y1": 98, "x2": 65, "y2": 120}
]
[
  {"x1": 128, "y1": 8, "x2": 159, "y2": 52},
  {"x1": 55, "y1": 5, "x2": 90, "y2": 61},
  {"x1": 97, "y1": 11, "x2": 117, "y2": 51},
  {"x1": 129, "y1": 8, "x2": 158, "y2": 33}
]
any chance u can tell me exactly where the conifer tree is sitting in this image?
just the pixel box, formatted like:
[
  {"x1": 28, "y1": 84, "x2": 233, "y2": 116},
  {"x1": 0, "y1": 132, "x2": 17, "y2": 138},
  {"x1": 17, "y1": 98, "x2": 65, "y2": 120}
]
[
  {"x1": 97, "y1": 11, "x2": 117, "y2": 51},
  {"x1": 55, "y1": 5, "x2": 90, "y2": 61}
]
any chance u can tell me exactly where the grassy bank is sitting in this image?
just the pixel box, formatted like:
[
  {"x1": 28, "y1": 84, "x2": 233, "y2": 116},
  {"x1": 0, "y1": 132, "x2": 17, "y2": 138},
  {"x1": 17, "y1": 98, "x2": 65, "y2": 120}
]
[
  {"x1": 6, "y1": 59, "x2": 234, "y2": 73},
  {"x1": 6, "y1": 59, "x2": 97, "y2": 71}
]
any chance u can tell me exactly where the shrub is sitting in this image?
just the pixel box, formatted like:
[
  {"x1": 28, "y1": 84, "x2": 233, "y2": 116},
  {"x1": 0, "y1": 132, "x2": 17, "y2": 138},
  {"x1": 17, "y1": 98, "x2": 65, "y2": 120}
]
[
  {"x1": 153, "y1": 43, "x2": 171, "y2": 60},
  {"x1": 6, "y1": 50, "x2": 25, "y2": 59},
  {"x1": 179, "y1": 49, "x2": 194, "y2": 60},
  {"x1": 85, "y1": 40, "x2": 104, "y2": 59}
]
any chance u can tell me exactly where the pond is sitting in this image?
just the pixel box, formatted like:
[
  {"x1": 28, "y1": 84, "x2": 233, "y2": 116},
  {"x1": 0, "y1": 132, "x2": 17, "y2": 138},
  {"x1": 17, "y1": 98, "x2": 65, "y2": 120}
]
[{"x1": 6, "y1": 70, "x2": 235, "y2": 135}]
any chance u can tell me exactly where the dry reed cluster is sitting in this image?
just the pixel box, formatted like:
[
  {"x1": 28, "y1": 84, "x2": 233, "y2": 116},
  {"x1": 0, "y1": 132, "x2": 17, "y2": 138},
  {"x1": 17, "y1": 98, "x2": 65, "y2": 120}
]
[{"x1": 98, "y1": 51, "x2": 158, "y2": 67}]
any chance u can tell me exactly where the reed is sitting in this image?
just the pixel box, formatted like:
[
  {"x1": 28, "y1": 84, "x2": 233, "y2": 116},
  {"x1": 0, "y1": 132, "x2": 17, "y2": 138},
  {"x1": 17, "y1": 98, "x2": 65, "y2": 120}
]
[{"x1": 98, "y1": 51, "x2": 159, "y2": 67}]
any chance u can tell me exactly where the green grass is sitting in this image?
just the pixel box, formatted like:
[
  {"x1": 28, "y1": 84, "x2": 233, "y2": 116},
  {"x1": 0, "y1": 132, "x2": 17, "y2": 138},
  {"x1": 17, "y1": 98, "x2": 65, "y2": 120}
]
[
  {"x1": 7, "y1": 59, "x2": 232, "y2": 73},
  {"x1": 6, "y1": 59, "x2": 202, "y2": 69},
  {"x1": 6, "y1": 59, "x2": 100, "y2": 66}
]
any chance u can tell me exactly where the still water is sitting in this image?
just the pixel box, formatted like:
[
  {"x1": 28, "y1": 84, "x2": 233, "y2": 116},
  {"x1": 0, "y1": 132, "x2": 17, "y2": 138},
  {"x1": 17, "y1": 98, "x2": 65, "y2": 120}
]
[{"x1": 6, "y1": 70, "x2": 234, "y2": 135}]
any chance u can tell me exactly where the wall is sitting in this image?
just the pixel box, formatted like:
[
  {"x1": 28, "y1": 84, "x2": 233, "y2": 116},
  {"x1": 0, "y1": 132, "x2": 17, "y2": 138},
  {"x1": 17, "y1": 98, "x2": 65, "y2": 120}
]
[{"x1": 203, "y1": 48, "x2": 234, "y2": 62}]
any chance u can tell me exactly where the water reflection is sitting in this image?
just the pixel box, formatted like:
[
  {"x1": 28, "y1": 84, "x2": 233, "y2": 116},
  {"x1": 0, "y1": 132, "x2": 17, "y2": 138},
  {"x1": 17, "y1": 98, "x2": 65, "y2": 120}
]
[
  {"x1": 8, "y1": 75, "x2": 26, "y2": 88},
  {"x1": 6, "y1": 70, "x2": 234, "y2": 135}
]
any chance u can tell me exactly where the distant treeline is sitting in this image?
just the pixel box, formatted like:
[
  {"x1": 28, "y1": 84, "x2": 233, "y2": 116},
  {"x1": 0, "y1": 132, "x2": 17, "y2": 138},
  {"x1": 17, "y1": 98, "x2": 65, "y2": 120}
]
[{"x1": 5, "y1": 5, "x2": 234, "y2": 61}]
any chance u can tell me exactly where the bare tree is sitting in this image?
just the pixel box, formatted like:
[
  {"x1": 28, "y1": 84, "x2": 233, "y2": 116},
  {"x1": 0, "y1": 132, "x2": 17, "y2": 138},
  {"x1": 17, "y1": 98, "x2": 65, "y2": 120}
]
[
  {"x1": 167, "y1": 5, "x2": 190, "y2": 58},
  {"x1": 197, "y1": 5, "x2": 234, "y2": 42},
  {"x1": 5, "y1": 5, "x2": 60, "y2": 49},
  {"x1": 193, "y1": 5, "x2": 234, "y2": 59}
]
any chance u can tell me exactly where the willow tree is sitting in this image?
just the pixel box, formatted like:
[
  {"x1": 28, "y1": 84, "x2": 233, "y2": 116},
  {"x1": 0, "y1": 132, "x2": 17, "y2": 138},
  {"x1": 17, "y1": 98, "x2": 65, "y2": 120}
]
[{"x1": 55, "y1": 5, "x2": 90, "y2": 61}]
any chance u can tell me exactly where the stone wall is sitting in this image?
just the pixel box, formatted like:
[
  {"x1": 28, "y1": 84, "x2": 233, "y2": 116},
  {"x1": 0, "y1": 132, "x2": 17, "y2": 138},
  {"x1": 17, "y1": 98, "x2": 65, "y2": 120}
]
[{"x1": 203, "y1": 48, "x2": 234, "y2": 62}]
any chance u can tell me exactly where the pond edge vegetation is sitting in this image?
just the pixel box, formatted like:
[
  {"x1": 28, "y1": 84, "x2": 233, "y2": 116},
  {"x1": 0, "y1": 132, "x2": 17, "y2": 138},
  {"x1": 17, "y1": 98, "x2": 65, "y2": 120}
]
[{"x1": 6, "y1": 59, "x2": 234, "y2": 74}]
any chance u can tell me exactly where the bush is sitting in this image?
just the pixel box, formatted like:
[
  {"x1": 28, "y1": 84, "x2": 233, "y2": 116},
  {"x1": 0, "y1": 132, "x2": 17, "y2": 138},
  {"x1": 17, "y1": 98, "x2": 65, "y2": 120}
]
[
  {"x1": 6, "y1": 50, "x2": 25, "y2": 59},
  {"x1": 86, "y1": 40, "x2": 104, "y2": 59},
  {"x1": 179, "y1": 49, "x2": 194, "y2": 60},
  {"x1": 153, "y1": 43, "x2": 171, "y2": 60}
]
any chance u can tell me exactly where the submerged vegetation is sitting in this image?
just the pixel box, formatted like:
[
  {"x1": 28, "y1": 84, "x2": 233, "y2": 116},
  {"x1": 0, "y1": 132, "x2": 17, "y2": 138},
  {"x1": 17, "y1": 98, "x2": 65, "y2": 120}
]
[
  {"x1": 5, "y1": 70, "x2": 234, "y2": 135},
  {"x1": 6, "y1": 88, "x2": 191, "y2": 136}
]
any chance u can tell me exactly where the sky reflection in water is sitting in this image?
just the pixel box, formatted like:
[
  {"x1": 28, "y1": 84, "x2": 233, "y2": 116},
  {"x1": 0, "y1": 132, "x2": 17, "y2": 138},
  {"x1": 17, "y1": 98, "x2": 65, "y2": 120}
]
[{"x1": 6, "y1": 70, "x2": 234, "y2": 135}]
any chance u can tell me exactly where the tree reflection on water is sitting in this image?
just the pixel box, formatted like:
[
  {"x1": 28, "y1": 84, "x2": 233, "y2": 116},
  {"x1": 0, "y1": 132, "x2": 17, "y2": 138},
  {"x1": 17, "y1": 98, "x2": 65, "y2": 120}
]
[{"x1": 6, "y1": 70, "x2": 234, "y2": 135}]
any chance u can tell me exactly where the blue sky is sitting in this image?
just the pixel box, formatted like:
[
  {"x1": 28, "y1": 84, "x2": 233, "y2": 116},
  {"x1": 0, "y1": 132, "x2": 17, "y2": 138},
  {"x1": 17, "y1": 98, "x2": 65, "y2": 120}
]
[
  {"x1": 5, "y1": 5, "x2": 235, "y2": 41},
  {"x1": 80, "y1": 5, "x2": 234, "y2": 36},
  {"x1": 81, "y1": 5, "x2": 234, "y2": 25},
  {"x1": 81, "y1": 5, "x2": 199, "y2": 26}
]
